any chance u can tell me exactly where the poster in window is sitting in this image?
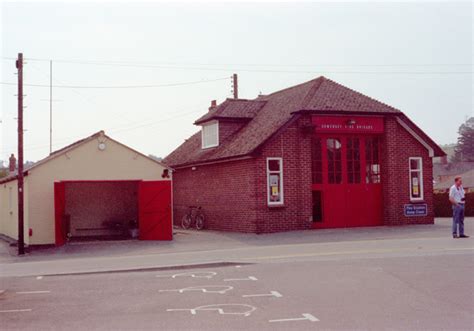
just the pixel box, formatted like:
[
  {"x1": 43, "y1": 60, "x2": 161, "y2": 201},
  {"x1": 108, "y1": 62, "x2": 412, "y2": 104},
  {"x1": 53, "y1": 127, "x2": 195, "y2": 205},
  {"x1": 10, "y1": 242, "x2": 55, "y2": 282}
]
[
  {"x1": 411, "y1": 175, "x2": 420, "y2": 198},
  {"x1": 269, "y1": 174, "x2": 280, "y2": 201},
  {"x1": 269, "y1": 175, "x2": 279, "y2": 186}
]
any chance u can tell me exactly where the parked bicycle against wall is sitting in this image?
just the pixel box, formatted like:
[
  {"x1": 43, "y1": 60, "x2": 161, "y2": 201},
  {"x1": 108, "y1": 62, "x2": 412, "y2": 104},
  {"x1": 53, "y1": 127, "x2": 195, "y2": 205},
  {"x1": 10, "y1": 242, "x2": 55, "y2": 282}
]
[{"x1": 181, "y1": 206, "x2": 205, "y2": 230}]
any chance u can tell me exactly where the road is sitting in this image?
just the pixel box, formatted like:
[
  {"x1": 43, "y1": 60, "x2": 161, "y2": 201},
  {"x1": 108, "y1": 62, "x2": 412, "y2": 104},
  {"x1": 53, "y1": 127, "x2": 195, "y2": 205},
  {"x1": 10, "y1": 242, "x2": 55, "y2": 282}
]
[{"x1": 1, "y1": 232, "x2": 473, "y2": 330}]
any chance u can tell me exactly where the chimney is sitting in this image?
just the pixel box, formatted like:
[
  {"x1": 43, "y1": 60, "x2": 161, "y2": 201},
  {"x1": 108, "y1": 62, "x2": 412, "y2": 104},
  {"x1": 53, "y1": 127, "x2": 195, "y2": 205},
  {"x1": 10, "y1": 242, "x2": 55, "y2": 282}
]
[
  {"x1": 209, "y1": 100, "x2": 217, "y2": 112},
  {"x1": 9, "y1": 153, "x2": 16, "y2": 172}
]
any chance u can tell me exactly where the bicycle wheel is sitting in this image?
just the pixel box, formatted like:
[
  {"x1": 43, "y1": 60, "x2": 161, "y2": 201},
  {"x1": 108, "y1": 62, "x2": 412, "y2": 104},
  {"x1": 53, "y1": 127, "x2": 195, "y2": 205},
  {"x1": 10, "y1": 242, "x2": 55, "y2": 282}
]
[
  {"x1": 181, "y1": 214, "x2": 192, "y2": 229},
  {"x1": 195, "y1": 214, "x2": 205, "y2": 230}
]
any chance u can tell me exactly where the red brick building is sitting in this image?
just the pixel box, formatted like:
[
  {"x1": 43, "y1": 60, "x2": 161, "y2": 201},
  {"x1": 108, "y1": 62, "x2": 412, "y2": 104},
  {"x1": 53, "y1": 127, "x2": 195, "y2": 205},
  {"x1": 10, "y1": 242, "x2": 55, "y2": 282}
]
[{"x1": 164, "y1": 77, "x2": 445, "y2": 233}]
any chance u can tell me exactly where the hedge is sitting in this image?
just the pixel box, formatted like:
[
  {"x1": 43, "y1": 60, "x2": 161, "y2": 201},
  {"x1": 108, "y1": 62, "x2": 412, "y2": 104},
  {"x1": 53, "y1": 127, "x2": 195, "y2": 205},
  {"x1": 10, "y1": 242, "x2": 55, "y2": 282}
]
[{"x1": 434, "y1": 192, "x2": 474, "y2": 217}]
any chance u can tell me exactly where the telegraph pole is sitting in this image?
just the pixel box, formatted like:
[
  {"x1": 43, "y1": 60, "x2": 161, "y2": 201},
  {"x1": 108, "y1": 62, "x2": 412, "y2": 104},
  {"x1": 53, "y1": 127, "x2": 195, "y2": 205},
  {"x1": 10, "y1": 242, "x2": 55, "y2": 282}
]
[
  {"x1": 49, "y1": 60, "x2": 52, "y2": 154},
  {"x1": 16, "y1": 53, "x2": 25, "y2": 255},
  {"x1": 232, "y1": 73, "x2": 238, "y2": 99}
]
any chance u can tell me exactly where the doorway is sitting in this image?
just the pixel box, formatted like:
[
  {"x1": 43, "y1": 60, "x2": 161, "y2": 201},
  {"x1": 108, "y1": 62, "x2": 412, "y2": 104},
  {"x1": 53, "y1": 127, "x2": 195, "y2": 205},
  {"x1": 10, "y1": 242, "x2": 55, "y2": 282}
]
[
  {"x1": 311, "y1": 135, "x2": 383, "y2": 228},
  {"x1": 54, "y1": 180, "x2": 172, "y2": 245}
]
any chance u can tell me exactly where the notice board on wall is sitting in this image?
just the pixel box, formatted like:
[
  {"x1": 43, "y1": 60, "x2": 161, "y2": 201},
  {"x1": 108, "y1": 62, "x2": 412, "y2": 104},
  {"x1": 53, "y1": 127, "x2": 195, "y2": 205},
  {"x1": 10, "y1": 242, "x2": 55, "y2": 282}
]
[{"x1": 404, "y1": 204, "x2": 428, "y2": 217}]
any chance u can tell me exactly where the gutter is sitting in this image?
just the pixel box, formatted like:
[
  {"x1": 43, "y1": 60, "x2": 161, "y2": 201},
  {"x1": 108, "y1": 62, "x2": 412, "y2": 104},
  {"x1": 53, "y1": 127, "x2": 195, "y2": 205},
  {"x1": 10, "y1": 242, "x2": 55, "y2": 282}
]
[
  {"x1": 0, "y1": 171, "x2": 28, "y2": 185},
  {"x1": 170, "y1": 155, "x2": 254, "y2": 170}
]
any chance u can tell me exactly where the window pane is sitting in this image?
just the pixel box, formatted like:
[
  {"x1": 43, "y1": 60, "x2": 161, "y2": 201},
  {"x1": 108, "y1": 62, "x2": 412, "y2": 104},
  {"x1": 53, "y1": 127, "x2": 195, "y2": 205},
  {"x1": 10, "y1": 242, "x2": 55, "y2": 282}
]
[
  {"x1": 346, "y1": 137, "x2": 361, "y2": 184},
  {"x1": 268, "y1": 159, "x2": 280, "y2": 172},
  {"x1": 365, "y1": 137, "x2": 381, "y2": 184},
  {"x1": 312, "y1": 137, "x2": 323, "y2": 184},
  {"x1": 410, "y1": 159, "x2": 420, "y2": 170},
  {"x1": 327, "y1": 138, "x2": 342, "y2": 151},
  {"x1": 202, "y1": 122, "x2": 218, "y2": 148},
  {"x1": 410, "y1": 171, "x2": 421, "y2": 198},
  {"x1": 327, "y1": 138, "x2": 342, "y2": 184},
  {"x1": 269, "y1": 173, "x2": 282, "y2": 203}
]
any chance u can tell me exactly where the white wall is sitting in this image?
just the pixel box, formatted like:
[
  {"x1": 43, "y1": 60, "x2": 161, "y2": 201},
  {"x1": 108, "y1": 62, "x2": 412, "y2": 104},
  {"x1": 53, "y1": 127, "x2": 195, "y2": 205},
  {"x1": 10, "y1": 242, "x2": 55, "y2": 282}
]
[{"x1": 0, "y1": 134, "x2": 169, "y2": 245}]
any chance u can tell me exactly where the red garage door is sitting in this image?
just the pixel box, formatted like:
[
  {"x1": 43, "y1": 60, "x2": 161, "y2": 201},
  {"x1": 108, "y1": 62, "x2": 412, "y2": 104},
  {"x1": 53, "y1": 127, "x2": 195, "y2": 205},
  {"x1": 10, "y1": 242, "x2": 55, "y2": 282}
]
[
  {"x1": 311, "y1": 135, "x2": 383, "y2": 229},
  {"x1": 138, "y1": 181, "x2": 173, "y2": 241}
]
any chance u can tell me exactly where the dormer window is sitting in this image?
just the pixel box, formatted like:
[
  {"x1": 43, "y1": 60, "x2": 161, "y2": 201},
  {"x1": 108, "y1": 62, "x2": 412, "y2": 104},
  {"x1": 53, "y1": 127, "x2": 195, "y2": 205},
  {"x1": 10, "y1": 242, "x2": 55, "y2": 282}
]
[{"x1": 201, "y1": 121, "x2": 219, "y2": 149}]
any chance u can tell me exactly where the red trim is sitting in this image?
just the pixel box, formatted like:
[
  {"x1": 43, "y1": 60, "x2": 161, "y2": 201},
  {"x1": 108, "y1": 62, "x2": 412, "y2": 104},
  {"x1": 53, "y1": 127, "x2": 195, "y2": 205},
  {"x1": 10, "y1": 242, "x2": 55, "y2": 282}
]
[
  {"x1": 312, "y1": 115, "x2": 384, "y2": 134},
  {"x1": 54, "y1": 182, "x2": 66, "y2": 246},
  {"x1": 56, "y1": 180, "x2": 142, "y2": 183}
]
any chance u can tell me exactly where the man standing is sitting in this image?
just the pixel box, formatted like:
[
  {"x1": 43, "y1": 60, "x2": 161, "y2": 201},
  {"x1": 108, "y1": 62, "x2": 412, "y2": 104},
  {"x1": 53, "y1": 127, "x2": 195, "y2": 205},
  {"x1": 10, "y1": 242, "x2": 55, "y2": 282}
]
[{"x1": 449, "y1": 176, "x2": 469, "y2": 238}]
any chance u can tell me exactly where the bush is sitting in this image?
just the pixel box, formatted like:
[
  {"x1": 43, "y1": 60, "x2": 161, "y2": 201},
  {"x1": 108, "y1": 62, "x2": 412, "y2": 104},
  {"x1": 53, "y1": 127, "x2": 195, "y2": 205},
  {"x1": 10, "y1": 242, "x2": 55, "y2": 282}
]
[{"x1": 434, "y1": 192, "x2": 474, "y2": 217}]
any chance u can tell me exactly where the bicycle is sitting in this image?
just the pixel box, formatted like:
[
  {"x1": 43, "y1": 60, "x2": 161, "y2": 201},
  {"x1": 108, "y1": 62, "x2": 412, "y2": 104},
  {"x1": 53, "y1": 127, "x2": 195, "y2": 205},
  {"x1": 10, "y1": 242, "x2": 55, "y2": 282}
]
[{"x1": 181, "y1": 206, "x2": 205, "y2": 230}]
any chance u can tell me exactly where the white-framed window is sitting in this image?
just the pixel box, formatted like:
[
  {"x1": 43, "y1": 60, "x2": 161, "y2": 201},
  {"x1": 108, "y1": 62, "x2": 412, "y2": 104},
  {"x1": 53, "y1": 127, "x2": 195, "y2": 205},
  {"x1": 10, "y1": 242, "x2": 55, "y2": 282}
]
[
  {"x1": 267, "y1": 157, "x2": 284, "y2": 206},
  {"x1": 409, "y1": 157, "x2": 424, "y2": 201},
  {"x1": 201, "y1": 121, "x2": 219, "y2": 149}
]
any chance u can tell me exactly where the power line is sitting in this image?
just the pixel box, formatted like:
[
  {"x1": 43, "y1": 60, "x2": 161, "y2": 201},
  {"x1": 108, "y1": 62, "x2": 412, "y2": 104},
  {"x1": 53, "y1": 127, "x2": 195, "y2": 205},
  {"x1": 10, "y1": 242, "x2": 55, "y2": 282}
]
[
  {"x1": 1, "y1": 56, "x2": 471, "y2": 67},
  {"x1": 0, "y1": 107, "x2": 204, "y2": 154},
  {"x1": 0, "y1": 77, "x2": 230, "y2": 89}
]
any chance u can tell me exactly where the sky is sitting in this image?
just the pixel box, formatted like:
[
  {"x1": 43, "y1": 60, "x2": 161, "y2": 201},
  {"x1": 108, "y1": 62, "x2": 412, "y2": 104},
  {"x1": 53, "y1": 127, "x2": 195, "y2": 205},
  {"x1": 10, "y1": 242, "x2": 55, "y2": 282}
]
[{"x1": 1, "y1": 1, "x2": 472, "y2": 163}]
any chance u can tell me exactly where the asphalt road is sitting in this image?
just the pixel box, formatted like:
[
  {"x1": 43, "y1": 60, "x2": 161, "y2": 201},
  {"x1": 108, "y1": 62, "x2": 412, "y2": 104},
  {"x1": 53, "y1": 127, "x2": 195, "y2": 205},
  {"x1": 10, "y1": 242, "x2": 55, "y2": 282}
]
[{"x1": 1, "y1": 242, "x2": 473, "y2": 330}]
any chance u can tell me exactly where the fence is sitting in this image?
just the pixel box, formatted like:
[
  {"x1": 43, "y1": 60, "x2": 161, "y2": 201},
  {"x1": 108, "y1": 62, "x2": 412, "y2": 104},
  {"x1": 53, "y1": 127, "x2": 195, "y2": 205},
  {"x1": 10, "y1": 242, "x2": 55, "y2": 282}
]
[{"x1": 434, "y1": 192, "x2": 474, "y2": 217}]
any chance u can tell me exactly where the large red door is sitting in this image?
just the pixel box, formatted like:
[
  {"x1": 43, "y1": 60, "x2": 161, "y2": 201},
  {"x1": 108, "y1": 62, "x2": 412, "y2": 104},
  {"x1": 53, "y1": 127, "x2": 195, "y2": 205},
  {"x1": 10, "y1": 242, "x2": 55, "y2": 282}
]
[
  {"x1": 312, "y1": 135, "x2": 383, "y2": 228},
  {"x1": 138, "y1": 181, "x2": 172, "y2": 240},
  {"x1": 54, "y1": 181, "x2": 67, "y2": 246}
]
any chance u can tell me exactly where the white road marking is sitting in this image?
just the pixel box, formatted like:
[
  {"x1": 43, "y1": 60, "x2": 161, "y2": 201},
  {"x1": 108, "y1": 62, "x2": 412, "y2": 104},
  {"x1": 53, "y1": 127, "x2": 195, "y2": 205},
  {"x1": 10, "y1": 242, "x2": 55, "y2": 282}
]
[
  {"x1": 0, "y1": 309, "x2": 32, "y2": 313},
  {"x1": 224, "y1": 276, "x2": 258, "y2": 281},
  {"x1": 159, "y1": 286, "x2": 233, "y2": 294},
  {"x1": 269, "y1": 313, "x2": 319, "y2": 323},
  {"x1": 167, "y1": 304, "x2": 256, "y2": 316},
  {"x1": 235, "y1": 265, "x2": 242, "y2": 268},
  {"x1": 156, "y1": 272, "x2": 217, "y2": 279},
  {"x1": 36, "y1": 276, "x2": 43, "y2": 280},
  {"x1": 243, "y1": 291, "x2": 282, "y2": 298},
  {"x1": 16, "y1": 291, "x2": 50, "y2": 294}
]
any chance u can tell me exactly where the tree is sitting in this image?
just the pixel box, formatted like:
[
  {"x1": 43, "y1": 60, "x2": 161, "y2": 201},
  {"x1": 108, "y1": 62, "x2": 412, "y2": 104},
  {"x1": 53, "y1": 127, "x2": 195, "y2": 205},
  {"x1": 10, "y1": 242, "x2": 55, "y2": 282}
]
[{"x1": 452, "y1": 117, "x2": 474, "y2": 162}]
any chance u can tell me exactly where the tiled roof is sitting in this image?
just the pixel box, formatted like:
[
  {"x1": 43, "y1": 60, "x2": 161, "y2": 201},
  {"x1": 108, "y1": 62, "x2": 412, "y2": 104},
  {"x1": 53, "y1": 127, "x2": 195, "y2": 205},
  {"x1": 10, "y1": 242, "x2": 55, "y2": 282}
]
[
  {"x1": 434, "y1": 169, "x2": 474, "y2": 190},
  {"x1": 434, "y1": 162, "x2": 474, "y2": 177},
  {"x1": 195, "y1": 99, "x2": 267, "y2": 124},
  {"x1": 0, "y1": 130, "x2": 169, "y2": 184},
  {"x1": 164, "y1": 76, "x2": 433, "y2": 168}
]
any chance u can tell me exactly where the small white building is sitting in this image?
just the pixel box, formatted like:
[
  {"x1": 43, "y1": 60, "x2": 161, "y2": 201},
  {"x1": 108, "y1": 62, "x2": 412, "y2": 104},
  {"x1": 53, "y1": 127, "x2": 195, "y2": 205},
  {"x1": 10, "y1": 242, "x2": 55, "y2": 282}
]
[{"x1": 0, "y1": 131, "x2": 172, "y2": 247}]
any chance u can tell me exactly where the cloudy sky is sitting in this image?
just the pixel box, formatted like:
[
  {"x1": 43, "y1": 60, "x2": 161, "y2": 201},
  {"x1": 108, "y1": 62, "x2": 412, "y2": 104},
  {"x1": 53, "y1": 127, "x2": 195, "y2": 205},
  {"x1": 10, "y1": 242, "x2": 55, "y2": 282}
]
[{"x1": 1, "y1": 1, "x2": 472, "y2": 163}]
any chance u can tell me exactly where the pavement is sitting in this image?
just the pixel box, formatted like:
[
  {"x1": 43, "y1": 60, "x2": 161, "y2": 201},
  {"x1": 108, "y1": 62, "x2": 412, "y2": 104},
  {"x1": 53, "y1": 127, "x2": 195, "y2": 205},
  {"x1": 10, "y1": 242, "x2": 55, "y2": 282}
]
[{"x1": 0, "y1": 218, "x2": 473, "y2": 330}]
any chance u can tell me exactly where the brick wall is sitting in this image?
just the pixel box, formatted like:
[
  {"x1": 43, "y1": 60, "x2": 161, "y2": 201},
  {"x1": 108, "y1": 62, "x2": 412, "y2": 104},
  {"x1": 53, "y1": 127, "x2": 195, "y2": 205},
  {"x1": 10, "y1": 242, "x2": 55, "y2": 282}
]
[
  {"x1": 253, "y1": 116, "x2": 313, "y2": 233},
  {"x1": 172, "y1": 158, "x2": 258, "y2": 232},
  {"x1": 381, "y1": 117, "x2": 434, "y2": 225},
  {"x1": 172, "y1": 114, "x2": 436, "y2": 233}
]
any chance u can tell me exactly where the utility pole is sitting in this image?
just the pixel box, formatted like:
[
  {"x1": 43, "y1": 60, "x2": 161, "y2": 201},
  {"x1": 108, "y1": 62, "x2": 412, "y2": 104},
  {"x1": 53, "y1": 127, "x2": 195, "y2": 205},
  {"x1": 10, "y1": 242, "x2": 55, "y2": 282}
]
[
  {"x1": 16, "y1": 53, "x2": 25, "y2": 255},
  {"x1": 49, "y1": 60, "x2": 52, "y2": 154},
  {"x1": 232, "y1": 73, "x2": 238, "y2": 99}
]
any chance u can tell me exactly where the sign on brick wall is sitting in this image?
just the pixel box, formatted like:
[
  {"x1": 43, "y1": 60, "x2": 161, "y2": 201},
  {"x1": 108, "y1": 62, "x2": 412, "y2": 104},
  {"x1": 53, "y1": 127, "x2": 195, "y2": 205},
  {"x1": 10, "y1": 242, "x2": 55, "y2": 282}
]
[
  {"x1": 404, "y1": 204, "x2": 428, "y2": 217},
  {"x1": 312, "y1": 116, "x2": 384, "y2": 134}
]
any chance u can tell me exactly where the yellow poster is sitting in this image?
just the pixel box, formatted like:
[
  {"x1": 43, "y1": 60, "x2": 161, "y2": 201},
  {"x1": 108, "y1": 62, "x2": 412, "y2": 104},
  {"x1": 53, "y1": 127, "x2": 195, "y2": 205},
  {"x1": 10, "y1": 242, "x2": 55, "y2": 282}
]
[
  {"x1": 412, "y1": 177, "x2": 419, "y2": 196},
  {"x1": 271, "y1": 186, "x2": 279, "y2": 196}
]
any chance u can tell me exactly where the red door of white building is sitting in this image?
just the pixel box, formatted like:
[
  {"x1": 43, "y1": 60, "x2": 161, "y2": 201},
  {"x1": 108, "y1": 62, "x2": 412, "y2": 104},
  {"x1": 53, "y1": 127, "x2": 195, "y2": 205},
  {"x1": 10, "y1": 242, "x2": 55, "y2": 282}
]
[{"x1": 138, "y1": 180, "x2": 172, "y2": 241}]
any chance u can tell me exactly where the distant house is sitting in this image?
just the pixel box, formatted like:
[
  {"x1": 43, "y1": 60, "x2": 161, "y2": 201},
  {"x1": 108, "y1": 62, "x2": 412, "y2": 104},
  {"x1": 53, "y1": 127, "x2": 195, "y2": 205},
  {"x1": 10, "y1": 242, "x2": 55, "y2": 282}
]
[
  {"x1": 434, "y1": 168, "x2": 474, "y2": 193},
  {"x1": 433, "y1": 161, "x2": 474, "y2": 185},
  {"x1": 165, "y1": 76, "x2": 445, "y2": 233},
  {"x1": 0, "y1": 131, "x2": 172, "y2": 247}
]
